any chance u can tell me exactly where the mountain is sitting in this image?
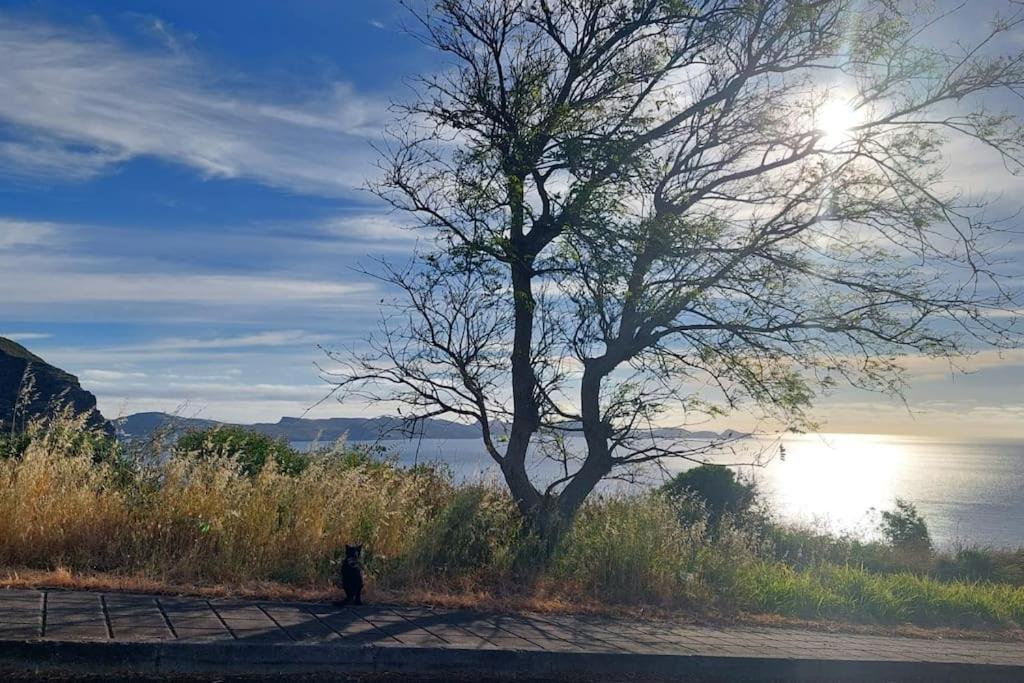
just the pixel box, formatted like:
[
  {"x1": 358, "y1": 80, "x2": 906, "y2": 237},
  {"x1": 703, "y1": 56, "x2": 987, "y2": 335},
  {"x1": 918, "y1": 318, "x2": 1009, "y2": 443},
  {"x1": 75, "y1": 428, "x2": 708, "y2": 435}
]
[
  {"x1": 0, "y1": 337, "x2": 113, "y2": 436},
  {"x1": 548, "y1": 422, "x2": 749, "y2": 441},
  {"x1": 0, "y1": 339, "x2": 748, "y2": 446},
  {"x1": 673, "y1": 428, "x2": 751, "y2": 440},
  {"x1": 114, "y1": 412, "x2": 489, "y2": 442},
  {"x1": 250, "y1": 415, "x2": 486, "y2": 441},
  {"x1": 115, "y1": 412, "x2": 747, "y2": 444},
  {"x1": 112, "y1": 412, "x2": 221, "y2": 442}
]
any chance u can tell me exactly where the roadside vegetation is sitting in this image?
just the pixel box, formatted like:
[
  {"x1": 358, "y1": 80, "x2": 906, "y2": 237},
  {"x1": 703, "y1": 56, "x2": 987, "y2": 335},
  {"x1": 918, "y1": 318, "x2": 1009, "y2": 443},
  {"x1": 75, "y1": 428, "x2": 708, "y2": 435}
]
[{"x1": 0, "y1": 416, "x2": 1022, "y2": 631}]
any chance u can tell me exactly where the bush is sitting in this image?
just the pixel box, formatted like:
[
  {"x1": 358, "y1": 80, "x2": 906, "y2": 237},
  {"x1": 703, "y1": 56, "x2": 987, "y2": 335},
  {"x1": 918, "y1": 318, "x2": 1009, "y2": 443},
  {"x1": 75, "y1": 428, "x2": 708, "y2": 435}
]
[
  {"x1": 174, "y1": 426, "x2": 307, "y2": 476},
  {"x1": 0, "y1": 432, "x2": 31, "y2": 460},
  {"x1": 879, "y1": 498, "x2": 932, "y2": 554},
  {"x1": 935, "y1": 547, "x2": 1024, "y2": 585},
  {"x1": 662, "y1": 464, "x2": 761, "y2": 531},
  {"x1": 769, "y1": 523, "x2": 904, "y2": 572}
]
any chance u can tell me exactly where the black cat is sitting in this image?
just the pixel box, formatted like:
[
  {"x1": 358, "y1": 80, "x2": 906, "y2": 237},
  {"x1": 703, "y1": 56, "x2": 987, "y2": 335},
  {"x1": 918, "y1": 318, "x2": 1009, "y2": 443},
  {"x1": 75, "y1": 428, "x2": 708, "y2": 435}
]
[{"x1": 333, "y1": 544, "x2": 364, "y2": 606}]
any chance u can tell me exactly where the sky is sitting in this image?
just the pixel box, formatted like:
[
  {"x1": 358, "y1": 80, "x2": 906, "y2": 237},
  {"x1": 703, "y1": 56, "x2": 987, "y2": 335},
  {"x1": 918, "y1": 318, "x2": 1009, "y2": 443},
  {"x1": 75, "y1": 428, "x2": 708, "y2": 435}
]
[{"x1": 1, "y1": 1, "x2": 1023, "y2": 438}]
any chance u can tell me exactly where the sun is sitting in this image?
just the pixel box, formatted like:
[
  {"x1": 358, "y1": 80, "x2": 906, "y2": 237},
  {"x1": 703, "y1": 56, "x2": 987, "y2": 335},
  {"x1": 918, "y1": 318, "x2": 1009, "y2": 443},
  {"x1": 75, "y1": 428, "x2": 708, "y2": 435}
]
[{"x1": 817, "y1": 98, "x2": 860, "y2": 147}]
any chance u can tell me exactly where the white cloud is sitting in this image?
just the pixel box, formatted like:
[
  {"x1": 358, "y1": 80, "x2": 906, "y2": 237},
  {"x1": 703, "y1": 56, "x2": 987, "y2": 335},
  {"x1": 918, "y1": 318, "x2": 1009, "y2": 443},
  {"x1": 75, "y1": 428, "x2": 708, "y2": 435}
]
[
  {"x1": 809, "y1": 398, "x2": 1024, "y2": 439},
  {"x1": 0, "y1": 14, "x2": 387, "y2": 195},
  {"x1": 136, "y1": 15, "x2": 195, "y2": 54},
  {"x1": 136, "y1": 330, "x2": 329, "y2": 352},
  {"x1": 0, "y1": 138, "x2": 128, "y2": 181},
  {"x1": 80, "y1": 369, "x2": 148, "y2": 382},
  {"x1": 0, "y1": 331, "x2": 52, "y2": 341},
  {"x1": 1, "y1": 255, "x2": 372, "y2": 306},
  {"x1": 318, "y1": 214, "x2": 424, "y2": 243},
  {"x1": 0, "y1": 219, "x2": 57, "y2": 249},
  {"x1": 894, "y1": 348, "x2": 1024, "y2": 380},
  {"x1": 36, "y1": 331, "x2": 340, "y2": 376}
]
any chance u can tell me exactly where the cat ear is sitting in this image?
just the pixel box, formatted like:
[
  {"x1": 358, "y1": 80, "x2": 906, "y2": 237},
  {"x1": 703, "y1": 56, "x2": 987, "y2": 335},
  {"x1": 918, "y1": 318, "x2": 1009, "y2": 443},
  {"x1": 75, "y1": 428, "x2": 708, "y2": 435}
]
[
  {"x1": 356, "y1": 544, "x2": 363, "y2": 552},
  {"x1": 345, "y1": 544, "x2": 353, "y2": 551}
]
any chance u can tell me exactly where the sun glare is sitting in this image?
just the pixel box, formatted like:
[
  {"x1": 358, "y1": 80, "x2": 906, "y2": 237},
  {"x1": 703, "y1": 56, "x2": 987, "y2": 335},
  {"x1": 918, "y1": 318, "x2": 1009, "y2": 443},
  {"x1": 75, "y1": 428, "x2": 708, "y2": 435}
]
[{"x1": 817, "y1": 98, "x2": 860, "y2": 147}]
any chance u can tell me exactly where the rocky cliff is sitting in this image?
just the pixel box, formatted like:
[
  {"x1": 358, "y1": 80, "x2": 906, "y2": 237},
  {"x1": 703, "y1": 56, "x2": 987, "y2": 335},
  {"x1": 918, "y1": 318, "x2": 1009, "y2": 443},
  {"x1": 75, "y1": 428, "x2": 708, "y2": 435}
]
[{"x1": 0, "y1": 337, "x2": 113, "y2": 436}]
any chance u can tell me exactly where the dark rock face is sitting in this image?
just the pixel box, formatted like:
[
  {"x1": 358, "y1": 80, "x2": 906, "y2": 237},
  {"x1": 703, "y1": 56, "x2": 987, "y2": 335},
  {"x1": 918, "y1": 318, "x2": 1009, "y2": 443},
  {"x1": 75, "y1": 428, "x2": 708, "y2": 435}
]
[{"x1": 0, "y1": 337, "x2": 113, "y2": 436}]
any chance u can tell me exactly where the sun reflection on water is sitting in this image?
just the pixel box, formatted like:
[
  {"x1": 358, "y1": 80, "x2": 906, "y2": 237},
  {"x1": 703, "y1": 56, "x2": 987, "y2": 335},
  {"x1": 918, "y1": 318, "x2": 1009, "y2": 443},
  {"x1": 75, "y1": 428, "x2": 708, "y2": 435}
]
[
  {"x1": 749, "y1": 433, "x2": 907, "y2": 536},
  {"x1": 332, "y1": 432, "x2": 1024, "y2": 547}
]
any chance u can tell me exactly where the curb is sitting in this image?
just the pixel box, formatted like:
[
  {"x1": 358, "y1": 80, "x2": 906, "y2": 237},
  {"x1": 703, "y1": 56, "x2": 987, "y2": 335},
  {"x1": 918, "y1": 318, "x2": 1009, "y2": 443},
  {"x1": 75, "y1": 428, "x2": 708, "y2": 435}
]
[{"x1": 0, "y1": 638, "x2": 1022, "y2": 682}]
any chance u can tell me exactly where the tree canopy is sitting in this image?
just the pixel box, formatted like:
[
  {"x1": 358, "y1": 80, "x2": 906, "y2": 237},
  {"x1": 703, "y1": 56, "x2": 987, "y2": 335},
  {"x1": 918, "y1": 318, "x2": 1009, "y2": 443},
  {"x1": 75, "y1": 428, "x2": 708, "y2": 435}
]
[{"x1": 329, "y1": 0, "x2": 1024, "y2": 539}]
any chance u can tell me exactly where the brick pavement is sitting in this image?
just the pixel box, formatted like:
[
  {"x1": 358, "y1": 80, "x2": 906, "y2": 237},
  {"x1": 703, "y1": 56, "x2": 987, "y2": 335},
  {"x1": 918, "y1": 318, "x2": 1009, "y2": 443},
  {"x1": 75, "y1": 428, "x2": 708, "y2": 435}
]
[{"x1": 0, "y1": 588, "x2": 1021, "y2": 680}]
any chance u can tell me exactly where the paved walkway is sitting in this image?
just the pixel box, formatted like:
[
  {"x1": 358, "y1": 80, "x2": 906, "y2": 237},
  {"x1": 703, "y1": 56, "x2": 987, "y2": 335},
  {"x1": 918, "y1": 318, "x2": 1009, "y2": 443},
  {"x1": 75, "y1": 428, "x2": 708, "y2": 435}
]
[{"x1": 0, "y1": 588, "x2": 1022, "y2": 681}]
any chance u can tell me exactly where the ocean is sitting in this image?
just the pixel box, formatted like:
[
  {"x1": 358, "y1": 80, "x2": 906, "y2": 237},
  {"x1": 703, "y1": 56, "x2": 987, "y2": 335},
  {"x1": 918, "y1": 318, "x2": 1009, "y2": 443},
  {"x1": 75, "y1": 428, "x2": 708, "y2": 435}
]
[{"x1": 295, "y1": 433, "x2": 1024, "y2": 549}]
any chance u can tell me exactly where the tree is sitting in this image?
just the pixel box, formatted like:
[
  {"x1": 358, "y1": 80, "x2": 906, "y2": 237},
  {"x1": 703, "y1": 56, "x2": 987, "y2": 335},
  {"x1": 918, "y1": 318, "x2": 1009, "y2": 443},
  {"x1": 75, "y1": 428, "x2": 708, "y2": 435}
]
[
  {"x1": 662, "y1": 464, "x2": 759, "y2": 531},
  {"x1": 329, "y1": 0, "x2": 1024, "y2": 544},
  {"x1": 878, "y1": 498, "x2": 931, "y2": 554}
]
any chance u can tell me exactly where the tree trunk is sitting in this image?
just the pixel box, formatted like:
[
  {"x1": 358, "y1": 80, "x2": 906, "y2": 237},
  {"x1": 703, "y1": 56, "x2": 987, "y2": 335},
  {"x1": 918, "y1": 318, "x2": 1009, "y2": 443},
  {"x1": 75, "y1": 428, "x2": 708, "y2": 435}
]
[
  {"x1": 523, "y1": 362, "x2": 613, "y2": 553},
  {"x1": 503, "y1": 173, "x2": 543, "y2": 521}
]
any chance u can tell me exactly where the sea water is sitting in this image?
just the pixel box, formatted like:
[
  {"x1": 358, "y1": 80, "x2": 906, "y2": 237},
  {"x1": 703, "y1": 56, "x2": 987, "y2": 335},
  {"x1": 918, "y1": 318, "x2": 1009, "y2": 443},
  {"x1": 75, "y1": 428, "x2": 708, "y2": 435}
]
[{"x1": 295, "y1": 433, "x2": 1024, "y2": 548}]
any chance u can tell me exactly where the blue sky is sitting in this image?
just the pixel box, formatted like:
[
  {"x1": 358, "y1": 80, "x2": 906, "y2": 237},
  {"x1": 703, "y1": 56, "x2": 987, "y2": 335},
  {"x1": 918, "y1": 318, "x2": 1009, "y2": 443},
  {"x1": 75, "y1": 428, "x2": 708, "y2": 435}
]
[{"x1": 1, "y1": 1, "x2": 1023, "y2": 437}]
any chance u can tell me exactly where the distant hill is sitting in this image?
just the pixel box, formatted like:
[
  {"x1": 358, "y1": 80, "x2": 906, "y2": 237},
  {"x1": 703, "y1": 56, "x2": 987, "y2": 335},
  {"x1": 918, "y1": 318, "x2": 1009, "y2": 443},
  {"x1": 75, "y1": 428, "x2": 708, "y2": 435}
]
[
  {"x1": 0, "y1": 339, "x2": 750, "y2": 446},
  {"x1": 251, "y1": 415, "x2": 486, "y2": 441},
  {"x1": 115, "y1": 412, "x2": 490, "y2": 442},
  {"x1": 113, "y1": 412, "x2": 221, "y2": 442},
  {"x1": 548, "y1": 422, "x2": 749, "y2": 441},
  {"x1": 115, "y1": 411, "x2": 747, "y2": 445},
  {"x1": 0, "y1": 337, "x2": 113, "y2": 436}
]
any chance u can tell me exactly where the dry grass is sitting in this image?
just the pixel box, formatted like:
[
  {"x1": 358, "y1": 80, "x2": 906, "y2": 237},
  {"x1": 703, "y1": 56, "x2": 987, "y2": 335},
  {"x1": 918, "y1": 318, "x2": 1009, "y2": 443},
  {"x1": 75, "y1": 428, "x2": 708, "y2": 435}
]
[
  {"x1": 3, "y1": 415, "x2": 1024, "y2": 636},
  {"x1": 0, "y1": 415, "x2": 451, "y2": 585}
]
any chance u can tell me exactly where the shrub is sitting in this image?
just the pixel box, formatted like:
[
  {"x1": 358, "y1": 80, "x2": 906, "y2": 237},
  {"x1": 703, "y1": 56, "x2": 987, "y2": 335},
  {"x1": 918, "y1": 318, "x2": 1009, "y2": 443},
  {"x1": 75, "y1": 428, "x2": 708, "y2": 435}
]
[
  {"x1": 0, "y1": 417, "x2": 131, "y2": 569},
  {"x1": 662, "y1": 464, "x2": 760, "y2": 531},
  {"x1": 879, "y1": 498, "x2": 932, "y2": 554},
  {"x1": 129, "y1": 453, "x2": 450, "y2": 583},
  {"x1": 174, "y1": 426, "x2": 306, "y2": 476},
  {"x1": 935, "y1": 546, "x2": 1024, "y2": 585},
  {"x1": 0, "y1": 432, "x2": 31, "y2": 460}
]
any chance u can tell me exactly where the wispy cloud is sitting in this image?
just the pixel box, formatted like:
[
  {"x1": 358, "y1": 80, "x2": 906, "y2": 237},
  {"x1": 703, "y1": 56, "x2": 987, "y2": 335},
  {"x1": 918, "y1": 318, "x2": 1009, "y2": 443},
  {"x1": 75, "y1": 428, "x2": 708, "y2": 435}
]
[
  {"x1": 134, "y1": 15, "x2": 195, "y2": 54},
  {"x1": 1, "y1": 261, "x2": 371, "y2": 306},
  {"x1": 895, "y1": 348, "x2": 1024, "y2": 380},
  {"x1": 0, "y1": 137, "x2": 129, "y2": 182},
  {"x1": 810, "y1": 398, "x2": 1024, "y2": 439},
  {"x1": 0, "y1": 219, "x2": 57, "y2": 249},
  {"x1": 123, "y1": 330, "x2": 330, "y2": 353},
  {"x1": 316, "y1": 213, "x2": 430, "y2": 246},
  {"x1": 0, "y1": 332, "x2": 52, "y2": 341},
  {"x1": 0, "y1": 13, "x2": 387, "y2": 195},
  {"x1": 38, "y1": 330, "x2": 341, "y2": 372},
  {"x1": 80, "y1": 369, "x2": 148, "y2": 382}
]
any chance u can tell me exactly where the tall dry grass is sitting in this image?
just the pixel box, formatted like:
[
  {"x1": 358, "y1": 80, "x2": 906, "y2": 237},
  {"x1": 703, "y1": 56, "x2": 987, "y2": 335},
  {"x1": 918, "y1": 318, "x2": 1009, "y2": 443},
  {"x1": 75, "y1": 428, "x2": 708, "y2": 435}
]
[
  {"x1": 0, "y1": 414, "x2": 451, "y2": 585},
  {"x1": 2, "y1": 414, "x2": 1024, "y2": 630},
  {"x1": 0, "y1": 433, "x2": 129, "y2": 568}
]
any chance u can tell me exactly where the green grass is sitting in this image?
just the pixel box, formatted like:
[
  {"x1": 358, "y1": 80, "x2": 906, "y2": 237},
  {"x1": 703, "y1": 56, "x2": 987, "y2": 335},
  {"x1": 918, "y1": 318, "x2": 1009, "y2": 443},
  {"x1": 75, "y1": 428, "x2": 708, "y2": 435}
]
[
  {"x1": 735, "y1": 562, "x2": 1024, "y2": 628},
  {"x1": 769, "y1": 523, "x2": 1024, "y2": 586}
]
